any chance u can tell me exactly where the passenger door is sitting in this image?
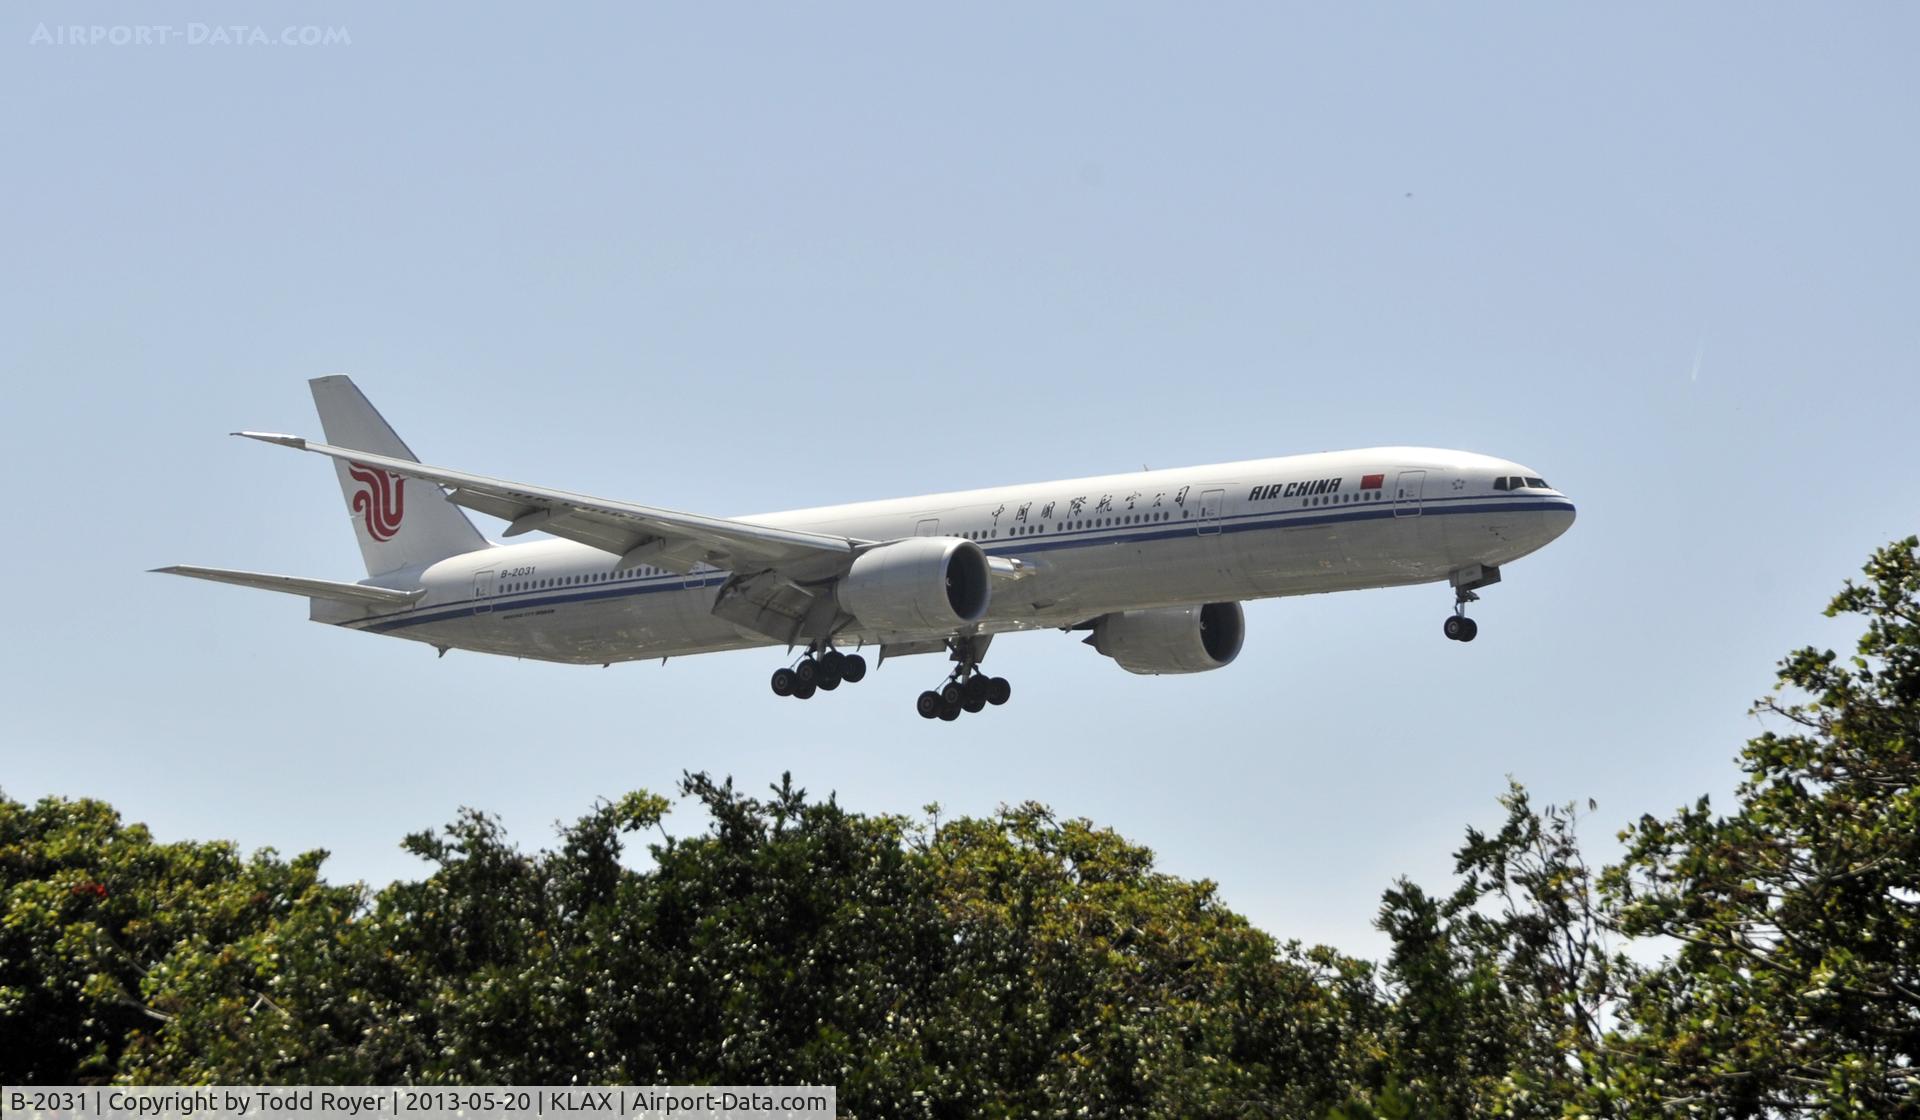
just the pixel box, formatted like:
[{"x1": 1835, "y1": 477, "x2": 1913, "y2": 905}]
[
  {"x1": 1197, "y1": 489, "x2": 1225, "y2": 535},
  {"x1": 473, "y1": 569, "x2": 495, "y2": 613},
  {"x1": 1394, "y1": 470, "x2": 1426, "y2": 518}
]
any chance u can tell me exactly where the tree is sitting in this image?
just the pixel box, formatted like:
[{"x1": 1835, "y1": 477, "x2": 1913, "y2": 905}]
[
  {"x1": 22, "y1": 773, "x2": 1379, "y2": 1117},
  {"x1": 924, "y1": 801, "x2": 1383, "y2": 1117},
  {"x1": 0, "y1": 792, "x2": 357, "y2": 1082},
  {"x1": 1603, "y1": 537, "x2": 1920, "y2": 1117},
  {"x1": 1342, "y1": 782, "x2": 1619, "y2": 1119}
]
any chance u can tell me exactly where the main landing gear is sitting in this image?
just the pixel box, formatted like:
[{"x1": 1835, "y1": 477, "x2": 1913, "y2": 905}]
[
  {"x1": 1443, "y1": 564, "x2": 1501, "y2": 643},
  {"x1": 769, "y1": 644, "x2": 869, "y2": 701},
  {"x1": 916, "y1": 636, "x2": 1012, "y2": 721}
]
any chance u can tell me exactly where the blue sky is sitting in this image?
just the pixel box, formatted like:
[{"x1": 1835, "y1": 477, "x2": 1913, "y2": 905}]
[{"x1": 4, "y1": 4, "x2": 1915, "y2": 956}]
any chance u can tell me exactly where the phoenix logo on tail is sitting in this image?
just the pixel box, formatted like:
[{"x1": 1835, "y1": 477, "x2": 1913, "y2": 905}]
[{"x1": 347, "y1": 462, "x2": 406, "y2": 541}]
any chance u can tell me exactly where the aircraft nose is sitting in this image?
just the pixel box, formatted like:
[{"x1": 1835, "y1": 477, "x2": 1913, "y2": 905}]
[{"x1": 1540, "y1": 495, "x2": 1576, "y2": 542}]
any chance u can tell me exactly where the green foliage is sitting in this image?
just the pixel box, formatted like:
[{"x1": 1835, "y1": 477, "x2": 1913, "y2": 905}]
[
  {"x1": 0, "y1": 793, "x2": 358, "y2": 1082},
  {"x1": 924, "y1": 801, "x2": 1381, "y2": 1117},
  {"x1": 1, "y1": 774, "x2": 1380, "y2": 1116},
  {"x1": 1602, "y1": 536, "x2": 1920, "y2": 1117},
  {"x1": 1342, "y1": 783, "x2": 1619, "y2": 1119}
]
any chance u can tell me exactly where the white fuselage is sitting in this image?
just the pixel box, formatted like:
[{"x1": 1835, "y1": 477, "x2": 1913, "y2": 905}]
[{"x1": 320, "y1": 446, "x2": 1575, "y2": 664}]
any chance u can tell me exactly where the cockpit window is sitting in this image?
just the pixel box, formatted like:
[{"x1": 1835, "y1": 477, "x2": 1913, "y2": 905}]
[
  {"x1": 1526, "y1": 477, "x2": 1548, "y2": 489},
  {"x1": 1493, "y1": 477, "x2": 1510, "y2": 490}
]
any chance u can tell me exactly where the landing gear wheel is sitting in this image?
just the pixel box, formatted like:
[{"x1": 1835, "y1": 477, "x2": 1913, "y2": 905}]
[
  {"x1": 1443, "y1": 616, "x2": 1479, "y2": 642},
  {"x1": 986, "y1": 677, "x2": 1012, "y2": 706},
  {"x1": 792, "y1": 679, "x2": 817, "y2": 700},
  {"x1": 1458, "y1": 617, "x2": 1478, "y2": 642},
  {"x1": 916, "y1": 690, "x2": 942, "y2": 719},
  {"x1": 962, "y1": 692, "x2": 987, "y2": 714},
  {"x1": 940, "y1": 681, "x2": 964, "y2": 706},
  {"x1": 964, "y1": 676, "x2": 990, "y2": 708},
  {"x1": 840, "y1": 654, "x2": 867, "y2": 683},
  {"x1": 794, "y1": 658, "x2": 819, "y2": 684},
  {"x1": 816, "y1": 667, "x2": 841, "y2": 690},
  {"x1": 770, "y1": 668, "x2": 796, "y2": 697},
  {"x1": 938, "y1": 702, "x2": 962, "y2": 721},
  {"x1": 820, "y1": 650, "x2": 845, "y2": 674}
]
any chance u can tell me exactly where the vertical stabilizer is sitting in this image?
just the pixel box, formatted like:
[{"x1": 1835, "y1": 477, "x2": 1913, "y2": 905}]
[{"x1": 309, "y1": 375, "x2": 491, "y2": 576}]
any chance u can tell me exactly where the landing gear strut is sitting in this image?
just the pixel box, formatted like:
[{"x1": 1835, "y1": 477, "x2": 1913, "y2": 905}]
[
  {"x1": 1443, "y1": 564, "x2": 1500, "y2": 643},
  {"x1": 916, "y1": 635, "x2": 1012, "y2": 721},
  {"x1": 769, "y1": 642, "x2": 868, "y2": 700},
  {"x1": 1443, "y1": 601, "x2": 1479, "y2": 643}
]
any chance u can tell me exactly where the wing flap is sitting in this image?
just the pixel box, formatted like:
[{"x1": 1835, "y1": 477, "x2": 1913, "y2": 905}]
[{"x1": 153, "y1": 565, "x2": 424, "y2": 606}]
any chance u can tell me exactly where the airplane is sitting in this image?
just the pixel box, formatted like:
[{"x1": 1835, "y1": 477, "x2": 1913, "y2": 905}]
[{"x1": 157, "y1": 376, "x2": 1576, "y2": 721}]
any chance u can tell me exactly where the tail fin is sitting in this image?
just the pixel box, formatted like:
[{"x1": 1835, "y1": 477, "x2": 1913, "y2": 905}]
[{"x1": 309, "y1": 375, "x2": 490, "y2": 576}]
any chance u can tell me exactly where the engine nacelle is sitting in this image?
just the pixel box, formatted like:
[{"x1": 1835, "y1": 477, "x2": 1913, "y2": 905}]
[
  {"x1": 837, "y1": 536, "x2": 991, "y2": 633},
  {"x1": 1087, "y1": 602, "x2": 1246, "y2": 675}
]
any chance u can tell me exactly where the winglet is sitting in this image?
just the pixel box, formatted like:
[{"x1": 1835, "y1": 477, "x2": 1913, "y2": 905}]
[{"x1": 233, "y1": 431, "x2": 308, "y2": 449}]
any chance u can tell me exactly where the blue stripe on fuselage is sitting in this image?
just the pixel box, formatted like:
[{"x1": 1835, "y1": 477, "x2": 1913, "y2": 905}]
[{"x1": 349, "y1": 493, "x2": 1575, "y2": 635}]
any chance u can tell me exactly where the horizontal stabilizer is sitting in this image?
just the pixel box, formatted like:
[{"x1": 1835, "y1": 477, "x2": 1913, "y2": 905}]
[{"x1": 151, "y1": 565, "x2": 423, "y2": 607}]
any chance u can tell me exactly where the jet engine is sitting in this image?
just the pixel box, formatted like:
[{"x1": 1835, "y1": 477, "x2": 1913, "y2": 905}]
[
  {"x1": 837, "y1": 537, "x2": 991, "y2": 632},
  {"x1": 1086, "y1": 602, "x2": 1245, "y2": 675}
]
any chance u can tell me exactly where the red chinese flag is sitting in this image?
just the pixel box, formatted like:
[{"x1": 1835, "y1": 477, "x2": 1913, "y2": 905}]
[{"x1": 1361, "y1": 473, "x2": 1385, "y2": 490}]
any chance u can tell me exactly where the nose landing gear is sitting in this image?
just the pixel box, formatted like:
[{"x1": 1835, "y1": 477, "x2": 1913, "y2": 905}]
[{"x1": 1443, "y1": 564, "x2": 1500, "y2": 643}]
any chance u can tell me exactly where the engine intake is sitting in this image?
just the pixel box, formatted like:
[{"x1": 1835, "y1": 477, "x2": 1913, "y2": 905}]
[
  {"x1": 838, "y1": 536, "x2": 991, "y2": 633},
  {"x1": 1087, "y1": 602, "x2": 1245, "y2": 675}
]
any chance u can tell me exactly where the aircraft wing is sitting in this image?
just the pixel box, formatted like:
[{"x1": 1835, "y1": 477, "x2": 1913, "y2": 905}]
[{"x1": 235, "y1": 432, "x2": 859, "y2": 578}]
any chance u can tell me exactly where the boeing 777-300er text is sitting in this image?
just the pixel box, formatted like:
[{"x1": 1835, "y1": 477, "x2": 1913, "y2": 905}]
[{"x1": 158, "y1": 377, "x2": 1576, "y2": 720}]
